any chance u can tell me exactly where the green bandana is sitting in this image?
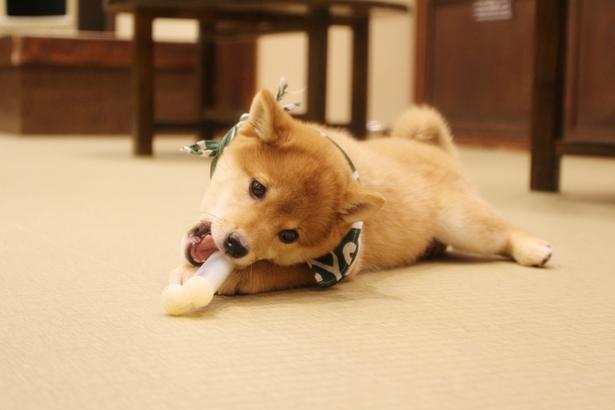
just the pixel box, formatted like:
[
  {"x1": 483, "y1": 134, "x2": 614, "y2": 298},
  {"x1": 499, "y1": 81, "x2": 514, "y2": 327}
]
[{"x1": 182, "y1": 79, "x2": 362, "y2": 288}]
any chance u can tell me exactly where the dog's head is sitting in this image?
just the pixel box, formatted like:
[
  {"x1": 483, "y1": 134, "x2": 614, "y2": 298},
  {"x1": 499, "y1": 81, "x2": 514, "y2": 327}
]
[{"x1": 186, "y1": 89, "x2": 384, "y2": 268}]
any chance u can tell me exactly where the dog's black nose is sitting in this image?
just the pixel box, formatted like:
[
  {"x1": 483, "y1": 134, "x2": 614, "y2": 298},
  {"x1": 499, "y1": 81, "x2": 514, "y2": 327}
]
[{"x1": 224, "y1": 232, "x2": 248, "y2": 258}]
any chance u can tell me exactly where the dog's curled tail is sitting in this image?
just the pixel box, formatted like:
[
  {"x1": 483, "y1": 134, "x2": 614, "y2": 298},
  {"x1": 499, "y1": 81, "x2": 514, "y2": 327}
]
[{"x1": 391, "y1": 106, "x2": 456, "y2": 156}]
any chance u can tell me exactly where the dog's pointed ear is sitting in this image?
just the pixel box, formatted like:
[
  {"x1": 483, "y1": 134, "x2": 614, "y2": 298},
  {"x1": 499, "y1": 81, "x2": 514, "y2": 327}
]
[
  {"x1": 339, "y1": 185, "x2": 385, "y2": 223},
  {"x1": 245, "y1": 89, "x2": 291, "y2": 143}
]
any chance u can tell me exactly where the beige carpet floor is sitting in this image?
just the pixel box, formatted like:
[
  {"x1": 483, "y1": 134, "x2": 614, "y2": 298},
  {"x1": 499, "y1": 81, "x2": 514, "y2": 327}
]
[{"x1": 1, "y1": 134, "x2": 615, "y2": 409}]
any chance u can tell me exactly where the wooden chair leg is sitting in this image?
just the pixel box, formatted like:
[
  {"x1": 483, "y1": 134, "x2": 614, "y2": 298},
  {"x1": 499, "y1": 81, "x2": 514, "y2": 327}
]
[
  {"x1": 197, "y1": 20, "x2": 217, "y2": 140},
  {"x1": 132, "y1": 11, "x2": 154, "y2": 156},
  {"x1": 530, "y1": 0, "x2": 568, "y2": 191},
  {"x1": 350, "y1": 15, "x2": 369, "y2": 139},
  {"x1": 306, "y1": 8, "x2": 329, "y2": 123}
]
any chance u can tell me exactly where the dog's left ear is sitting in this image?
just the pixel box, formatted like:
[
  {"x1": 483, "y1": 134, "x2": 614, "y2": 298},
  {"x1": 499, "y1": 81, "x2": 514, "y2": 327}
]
[
  {"x1": 339, "y1": 185, "x2": 385, "y2": 223},
  {"x1": 244, "y1": 89, "x2": 292, "y2": 144}
]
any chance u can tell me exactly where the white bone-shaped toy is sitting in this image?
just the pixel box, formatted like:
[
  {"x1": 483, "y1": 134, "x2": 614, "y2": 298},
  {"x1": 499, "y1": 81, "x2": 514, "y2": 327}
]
[{"x1": 160, "y1": 252, "x2": 233, "y2": 315}]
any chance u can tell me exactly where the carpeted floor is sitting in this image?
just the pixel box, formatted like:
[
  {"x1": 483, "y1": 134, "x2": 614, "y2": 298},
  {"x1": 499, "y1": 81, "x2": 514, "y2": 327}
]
[{"x1": 1, "y1": 134, "x2": 614, "y2": 409}]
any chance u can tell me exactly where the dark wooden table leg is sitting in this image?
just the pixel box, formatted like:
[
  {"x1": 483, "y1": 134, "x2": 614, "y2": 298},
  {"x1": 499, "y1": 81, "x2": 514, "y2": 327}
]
[
  {"x1": 132, "y1": 11, "x2": 154, "y2": 156},
  {"x1": 197, "y1": 19, "x2": 217, "y2": 140},
  {"x1": 530, "y1": 0, "x2": 568, "y2": 191},
  {"x1": 350, "y1": 14, "x2": 369, "y2": 139},
  {"x1": 306, "y1": 8, "x2": 329, "y2": 123}
]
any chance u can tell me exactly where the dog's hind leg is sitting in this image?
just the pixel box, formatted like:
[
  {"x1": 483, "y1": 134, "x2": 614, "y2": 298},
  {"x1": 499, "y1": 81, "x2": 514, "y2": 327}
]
[{"x1": 434, "y1": 192, "x2": 552, "y2": 267}]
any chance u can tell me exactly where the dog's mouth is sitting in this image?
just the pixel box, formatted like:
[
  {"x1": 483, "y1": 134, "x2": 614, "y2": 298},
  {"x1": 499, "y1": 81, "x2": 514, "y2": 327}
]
[{"x1": 184, "y1": 222, "x2": 218, "y2": 266}]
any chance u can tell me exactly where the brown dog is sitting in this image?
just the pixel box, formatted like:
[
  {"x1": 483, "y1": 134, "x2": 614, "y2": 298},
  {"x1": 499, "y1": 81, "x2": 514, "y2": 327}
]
[{"x1": 169, "y1": 90, "x2": 552, "y2": 294}]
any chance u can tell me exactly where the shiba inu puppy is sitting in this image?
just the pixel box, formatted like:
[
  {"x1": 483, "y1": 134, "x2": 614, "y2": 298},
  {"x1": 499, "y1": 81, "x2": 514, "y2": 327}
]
[{"x1": 169, "y1": 89, "x2": 552, "y2": 295}]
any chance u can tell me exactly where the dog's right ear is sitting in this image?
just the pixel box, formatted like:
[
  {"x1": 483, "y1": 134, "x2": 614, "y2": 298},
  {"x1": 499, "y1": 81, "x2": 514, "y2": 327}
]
[
  {"x1": 338, "y1": 184, "x2": 385, "y2": 224},
  {"x1": 243, "y1": 89, "x2": 291, "y2": 144}
]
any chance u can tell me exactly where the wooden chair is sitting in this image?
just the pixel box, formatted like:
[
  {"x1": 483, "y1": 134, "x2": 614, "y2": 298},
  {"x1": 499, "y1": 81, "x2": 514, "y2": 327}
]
[{"x1": 105, "y1": 0, "x2": 408, "y2": 156}]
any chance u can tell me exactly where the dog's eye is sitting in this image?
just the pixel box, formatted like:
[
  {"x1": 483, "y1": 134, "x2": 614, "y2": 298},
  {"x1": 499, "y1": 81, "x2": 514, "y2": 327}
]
[
  {"x1": 278, "y1": 229, "x2": 299, "y2": 244},
  {"x1": 249, "y1": 179, "x2": 267, "y2": 199}
]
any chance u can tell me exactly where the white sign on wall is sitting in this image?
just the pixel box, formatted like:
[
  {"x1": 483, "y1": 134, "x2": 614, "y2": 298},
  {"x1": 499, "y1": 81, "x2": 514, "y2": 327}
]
[{"x1": 473, "y1": 0, "x2": 513, "y2": 21}]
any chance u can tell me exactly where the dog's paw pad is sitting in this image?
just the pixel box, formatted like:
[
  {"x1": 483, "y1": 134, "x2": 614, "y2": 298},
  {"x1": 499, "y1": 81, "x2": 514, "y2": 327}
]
[{"x1": 513, "y1": 238, "x2": 552, "y2": 267}]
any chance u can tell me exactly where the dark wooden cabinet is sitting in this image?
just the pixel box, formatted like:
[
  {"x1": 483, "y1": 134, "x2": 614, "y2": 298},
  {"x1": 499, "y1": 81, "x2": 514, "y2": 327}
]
[
  {"x1": 416, "y1": 0, "x2": 615, "y2": 146},
  {"x1": 0, "y1": 34, "x2": 255, "y2": 135},
  {"x1": 416, "y1": 0, "x2": 536, "y2": 142},
  {"x1": 564, "y1": 0, "x2": 615, "y2": 143}
]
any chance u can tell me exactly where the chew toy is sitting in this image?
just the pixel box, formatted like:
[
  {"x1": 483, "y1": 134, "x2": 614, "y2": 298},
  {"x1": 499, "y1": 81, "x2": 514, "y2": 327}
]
[{"x1": 160, "y1": 252, "x2": 233, "y2": 315}]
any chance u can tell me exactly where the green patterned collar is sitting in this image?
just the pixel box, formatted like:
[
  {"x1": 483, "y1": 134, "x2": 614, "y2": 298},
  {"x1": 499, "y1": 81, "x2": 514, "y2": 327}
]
[{"x1": 307, "y1": 130, "x2": 362, "y2": 287}]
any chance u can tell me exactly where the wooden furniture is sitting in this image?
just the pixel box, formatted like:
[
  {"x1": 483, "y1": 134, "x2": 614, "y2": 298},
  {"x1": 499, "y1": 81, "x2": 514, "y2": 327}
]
[
  {"x1": 105, "y1": 0, "x2": 408, "y2": 156},
  {"x1": 0, "y1": 33, "x2": 253, "y2": 134},
  {"x1": 415, "y1": 0, "x2": 615, "y2": 158},
  {"x1": 530, "y1": 0, "x2": 615, "y2": 191},
  {"x1": 415, "y1": 0, "x2": 536, "y2": 144},
  {"x1": 78, "y1": 0, "x2": 110, "y2": 30}
]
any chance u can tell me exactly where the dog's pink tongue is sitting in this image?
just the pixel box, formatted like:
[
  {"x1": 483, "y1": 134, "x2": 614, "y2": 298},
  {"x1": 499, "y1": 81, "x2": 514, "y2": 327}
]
[{"x1": 191, "y1": 234, "x2": 216, "y2": 263}]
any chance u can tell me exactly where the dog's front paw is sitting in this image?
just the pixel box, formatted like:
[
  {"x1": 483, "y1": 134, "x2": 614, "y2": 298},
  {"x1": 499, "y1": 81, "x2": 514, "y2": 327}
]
[
  {"x1": 511, "y1": 237, "x2": 552, "y2": 267},
  {"x1": 217, "y1": 273, "x2": 262, "y2": 295},
  {"x1": 168, "y1": 263, "x2": 199, "y2": 285},
  {"x1": 215, "y1": 269, "x2": 278, "y2": 295},
  {"x1": 215, "y1": 270, "x2": 243, "y2": 295},
  {"x1": 213, "y1": 262, "x2": 315, "y2": 295}
]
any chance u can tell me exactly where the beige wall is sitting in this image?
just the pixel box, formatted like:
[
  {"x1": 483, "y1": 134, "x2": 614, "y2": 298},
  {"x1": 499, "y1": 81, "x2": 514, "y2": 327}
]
[
  {"x1": 258, "y1": 9, "x2": 414, "y2": 127},
  {"x1": 116, "y1": 2, "x2": 415, "y2": 127}
]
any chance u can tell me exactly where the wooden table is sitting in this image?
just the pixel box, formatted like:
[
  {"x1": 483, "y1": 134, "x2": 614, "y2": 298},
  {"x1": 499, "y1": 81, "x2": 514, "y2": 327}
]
[{"x1": 105, "y1": 0, "x2": 408, "y2": 156}]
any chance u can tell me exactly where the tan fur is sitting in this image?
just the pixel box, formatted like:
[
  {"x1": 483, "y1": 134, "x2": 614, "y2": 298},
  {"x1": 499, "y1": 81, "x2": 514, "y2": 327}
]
[
  {"x1": 391, "y1": 105, "x2": 457, "y2": 156},
  {"x1": 171, "y1": 90, "x2": 552, "y2": 295}
]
